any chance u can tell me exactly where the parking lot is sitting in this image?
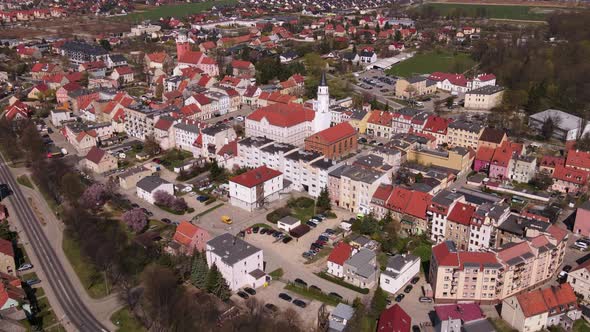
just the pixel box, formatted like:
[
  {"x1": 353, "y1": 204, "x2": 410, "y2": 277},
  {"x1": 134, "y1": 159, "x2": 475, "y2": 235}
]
[{"x1": 355, "y1": 69, "x2": 397, "y2": 96}]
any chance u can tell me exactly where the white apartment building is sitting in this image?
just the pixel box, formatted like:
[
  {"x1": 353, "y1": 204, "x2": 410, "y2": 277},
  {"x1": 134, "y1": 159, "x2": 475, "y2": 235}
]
[
  {"x1": 136, "y1": 176, "x2": 174, "y2": 205},
  {"x1": 508, "y1": 155, "x2": 537, "y2": 184},
  {"x1": 260, "y1": 142, "x2": 298, "y2": 172},
  {"x1": 464, "y1": 85, "x2": 504, "y2": 111},
  {"x1": 469, "y1": 203, "x2": 510, "y2": 252},
  {"x1": 428, "y1": 190, "x2": 465, "y2": 244},
  {"x1": 124, "y1": 106, "x2": 167, "y2": 140},
  {"x1": 229, "y1": 166, "x2": 284, "y2": 212},
  {"x1": 200, "y1": 122, "x2": 237, "y2": 159},
  {"x1": 173, "y1": 121, "x2": 201, "y2": 153},
  {"x1": 236, "y1": 136, "x2": 274, "y2": 168},
  {"x1": 380, "y1": 254, "x2": 420, "y2": 295},
  {"x1": 205, "y1": 233, "x2": 266, "y2": 291}
]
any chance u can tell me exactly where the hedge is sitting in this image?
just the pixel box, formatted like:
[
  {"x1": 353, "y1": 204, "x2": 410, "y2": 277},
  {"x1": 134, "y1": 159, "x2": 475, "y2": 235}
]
[{"x1": 315, "y1": 271, "x2": 370, "y2": 294}]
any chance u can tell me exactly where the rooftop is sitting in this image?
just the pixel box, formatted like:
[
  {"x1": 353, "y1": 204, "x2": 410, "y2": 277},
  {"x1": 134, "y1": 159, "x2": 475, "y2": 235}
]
[
  {"x1": 136, "y1": 176, "x2": 170, "y2": 193},
  {"x1": 207, "y1": 233, "x2": 261, "y2": 266}
]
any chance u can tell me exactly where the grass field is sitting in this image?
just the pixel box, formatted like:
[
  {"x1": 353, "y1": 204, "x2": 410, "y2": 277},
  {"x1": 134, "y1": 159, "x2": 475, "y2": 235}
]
[
  {"x1": 62, "y1": 235, "x2": 109, "y2": 299},
  {"x1": 111, "y1": 307, "x2": 146, "y2": 332},
  {"x1": 16, "y1": 175, "x2": 33, "y2": 189},
  {"x1": 386, "y1": 51, "x2": 475, "y2": 78},
  {"x1": 421, "y1": 3, "x2": 564, "y2": 20},
  {"x1": 121, "y1": 0, "x2": 237, "y2": 22}
]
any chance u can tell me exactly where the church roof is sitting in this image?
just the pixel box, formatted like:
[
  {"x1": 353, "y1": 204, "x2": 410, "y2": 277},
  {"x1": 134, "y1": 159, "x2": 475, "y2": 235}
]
[{"x1": 319, "y1": 71, "x2": 327, "y2": 87}]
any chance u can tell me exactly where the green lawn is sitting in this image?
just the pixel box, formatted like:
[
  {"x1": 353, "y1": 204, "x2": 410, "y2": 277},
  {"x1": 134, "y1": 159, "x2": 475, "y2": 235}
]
[
  {"x1": 269, "y1": 268, "x2": 284, "y2": 279},
  {"x1": 16, "y1": 175, "x2": 33, "y2": 189},
  {"x1": 120, "y1": 0, "x2": 237, "y2": 22},
  {"x1": 489, "y1": 318, "x2": 518, "y2": 332},
  {"x1": 111, "y1": 307, "x2": 146, "y2": 332},
  {"x1": 387, "y1": 50, "x2": 475, "y2": 78},
  {"x1": 420, "y1": 3, "x2": 562, "y2": 21},
  {"x1": 284, "y1": 283, "x2": 342, "y2": 306},
  {"x1": 575, "y1": 320, "x2": 590, "y2": 332},
  {"x1": 62, "y1": 235, "x2": 109, "y2": 299}
]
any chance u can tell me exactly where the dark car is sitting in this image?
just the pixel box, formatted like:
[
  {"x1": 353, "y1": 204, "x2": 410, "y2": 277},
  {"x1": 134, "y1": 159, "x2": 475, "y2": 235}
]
[
  {"x1": 25, "y1": 278, "x2": 41, "y2": 286},
  {"x1": 294, "y1": 278, "x2": 307, "y2": 287},
  {"x1": 329, "y1": 292, "x2": 343, "y2": 300},
  {"x1": 310, "y1": 285, "x2": 322, "y2": 293},
  {"x1": 411, "y1": 276, "x2": 420, "y2": 284},
  {"x1": 293, "y1": 299, "x2": 307, "y2": 308},
  {"x1": 47, "y1": 128, "x2": 53, "y2": 134},
  {"x1": 412, "y1": 325, "x2": 421, "y2": 332},
  {"x1": 395, "y1": 294, "x2": 405, "y2": 302},
  {"x1": 244, "y1": 287, "x2": 256, "y2": 296},
  {"x1": 237, "y1": 291, "x2": 249, "y2": 299},
  {"x1": 273, "y1": 231, "x2": 283, "y2": 238},
  {"x1": 267, "y1": 229, "x2": 276, "y2": 236},
  {"x1": 282, "y1": 237, "x2": 293, "y2": 244},
  {"x1": 161, "y1": 218, "x2": 172, "y2": 224},
  {"x1": 264, "y1": 303, "x2": 278, "y2": 313},
  {"x1": 131, "y1": 203, "x2": 140, "y2": 208},
  {"x1": 279, "y1": 293, "x2": 292, "y2": 302},
  {"x1": 196, "y1": 195, "x2": 209, "y2": 202},
  {"x1": 306, "y1": 221, "x2": 317, "y2": 228},
  {"x1": 404, "y1": 285, "x2": 413, "y2": 293},
  {"x1": 325, "y1": 228, "x2": 335, "y2": 235},
  {"x1": 318, "y1": 236, "x2": 329, "y2": 242},
  {"x1": 563, "y1": 265, "x2": 573, "y2": 272},
  {"x1": 152, "y1": 158, "x2": 162, "y2": 164},
  {"x1": 260, "y1": 228, "x2": 268, "y2": 234},
  {"x1": 252, "y1": 226, "x2": 260, "y2": 233}
]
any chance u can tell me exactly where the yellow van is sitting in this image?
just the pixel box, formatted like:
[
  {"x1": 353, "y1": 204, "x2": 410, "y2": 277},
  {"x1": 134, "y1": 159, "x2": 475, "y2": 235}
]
[{"x1": 221, "y1": 216, "x2": 233, "y2": 224}]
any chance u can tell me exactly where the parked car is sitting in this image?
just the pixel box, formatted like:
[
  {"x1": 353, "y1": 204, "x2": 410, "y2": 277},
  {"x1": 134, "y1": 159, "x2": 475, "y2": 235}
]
[
  {"x1": 161, "y1": 218, "x2": 172, "y2": 224},
  {"x1": 25, "y1": 278, "x2": 41, "y2": 286},
  {"x1": 325, "y1": 228, "x2": 335, "y2": 235},
  {"x1": 412, "y1": 325, "x2": 421, "y2": 332},
  {"x1": 563, "y1": 265, "x2": 573, "y2": 273},
  {"x1": 252, "y1": 226, "x2": 260, "y2": 233},
  {"x1": 260, "y1": 228, "x2": 268, "y2": 234},
  {"x1": 196, "y1": 195, "x2": 209, "y2": 202},
  {"x1": 318, "y1": 236, "x2": 329, "y2": 242},
  {"x1": 267, "y1": 230, "x2": 276, "y2": 236},
  {"x1": 293, "y1": 299, "x2": 307, "y2": 308},
  {"x1": 306, "y1": 221, "x2": 318, "y2": 228},
  {"x1": 244, "y1": 287, "x2": 256, "y2": 296},
  {"x1": 575, "y1": 241, "x2": 588, "y2": 250},
  {"x1": 419, "y1": 297, "x2": 433, "y2": 303},
  {"x1": 329, "y1": 292, "x2": 343, "y2": 300},
  {"x1": 236, "y1": 116, "x2": 244, "y2": 121},
  {"x1": 279, "y1": 293, "x2": 292, "y2": 302},
  {"x1": 411, "y1": 276, "x2": 420, "y2": 284},
  {"x1": 282, "y1": 237, "x2": 293, "y2": 244},
  {"x1": 310, "y1": 285, "x2": 322, "y2": 293},
  {"x1": 264, "y1": 303, "x2": 278, "y2": 313},
  {"x1": 395, "y1": 294, "x2": 405, "y2": 302},
  {"x1": 17, "y1": 263, "x2": 33, "y2": 271},
  {"x1": 294, "y1": 278, "x2": 307, "y2": 287},
  {"x1": 404, "y1": 285, "x2": 413, "y2": 293},
  {"x1": 131, "y1": 203, "x2": 139, "y2": 208},
  {"x1": 237, "y1": 291, "x2": 249, "y2": 299}
]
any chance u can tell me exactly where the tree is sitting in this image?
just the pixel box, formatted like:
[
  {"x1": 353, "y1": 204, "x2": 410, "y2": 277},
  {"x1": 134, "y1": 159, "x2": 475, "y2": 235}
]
[
  {"x1": 209, "y1": 160, "x2": 224, "y2": 181},
  {"x1": 316, "y1": 186, "x2": 331, "y2": 213},
  {"x1": 155, "y1": 82, "x2": 164, "y2": 100},
  {"x1": 60, "y1": 173, "x2": 85, "y2": 205},
  {"x1": 541, "y1": 116, "x2": 559, "y2": 140},
  {"x1": 190, "y1": 251, "x2": 209, "y2": 289},
  {"x1": 122, "y1": 208, "x2": 148, "y2": 233},
  {"x1": 370, "y1": 287, "x2": 387, "y2": 317},
  {"x1": 528, "y1": 172, "x2": 554, "y2": 191},
  {"x1": 394, "y1": 30, "x2": 402, "y2": 42},
  {"x1": 79, "y1": 183, "x2": 109, "y2": 209},
  {"x1": 99, "y1": 39, "x2": 112, "y2": 51},
  {"x1": 205, "y1": 264, "x2": 231, "y2": 301},
  {"x1": 143, "y1": 135, "x2": 160, "y2": 156}
]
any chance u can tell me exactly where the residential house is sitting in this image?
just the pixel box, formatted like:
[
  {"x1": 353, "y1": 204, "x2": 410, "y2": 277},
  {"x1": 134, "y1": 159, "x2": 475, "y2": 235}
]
[
  {"x1": 329, "y1": 303, "x2": 355, "y2": 332},
  {"x1": 565, "y1": 149, "x2": 590, "y2": 172},
  {"x1": 509, "y1": 155, "x2": 537, "y2": 183},
  {"x1": 428, "y1": 72, "x2": 469, "y2": 94},
  {"x1": 136, "y1": 176, "x2": 174, "y2": 205},
  {"x1": 327, "y1": 242, "x2": 355, "y2": 278},
  {"x1": 568, "y1": 259, "x2": 590, "y2": 301},
  {"x1": 539, "y1": 156, "x2": 564, "y2": 175},
  {"x1": 169, "y1": 221, "x2": 210, "y2": 254},
  {"x1": 395, "y1": 76, "x2": 437, "y2": 99},
  {"x1": 3, "y1": 100, "x2": 32, "y2": 121},
  {"x1": 502, "y1": 283, "x2": 581, "y2": 332},
  {"x1": 370, "y1": 185, "x2": 432, "y2": 235},
  {"x1": 422, "y1": 115, "x2": 451, "y2": 146},
  {"x1": 199, "y1": 122, "x2": 237, "y2": 159},
  {"x1": 205, "y1": 233, "x2": 265, "y2": 291},
  {"x1": 343, "y1": 248, "x2": 378, "y2": 289},
  {"x1": 428, "y1": 190, "x2": 465, "y2": 243},
  {"x1": 173, "y1": 121, "x2": 201, "y2": 153},
  {"x1": 229, "y1": 166, "x2": 284, "y2": 212},
  {"x1": 145, "y1": 52, "x2": 173, "y2": 71},
  {"x1": 551, "y1": 165, "x2": 588, "y2": 194},
  {"x1": 464, "y1": 85, "x2": 504, "y2": 110},
  {"x1": 329, "y1": 164, "x2": 392, "y2": 214},
  {"x1": 574, "y1": 200, "x2": 590, "y2": 237},
  {"x1": 367, "y1": 110, "x2": 395, "y2": 139},
  {"x1": 377, "y1": 304, "x2": 411, "y2": 332},
  {"x1": 478, "y1": 127, "x2": 507, "y2": 150},
  {"x1": 0, "y1": 239, "x2": 15, "y2": 276},
  {"x1": 380, "y1": 254, "x2": 420, "y2": 295},
  {"x1": 118, "y1": 166, "x2": 152, "y2": 190},
  {"x1": 433, "y1": 303, "x2": 488, "y2": 332},
  {"x1": 30, "y1": 63, "x2": 62, "y2": 80},
  {"x1": 359, "y1": 49, "x2": 377, "y2": 64},
  {"x1": 231, "y1": 60, "x2": 255, "y2": 77},
  {"x1": 110, "y1": 66, "x2": 134, "y2": 85},
  {"x1": 81, "y1": 146, "x2": 118, "y2": 174},
  {"x1": 447, "y1": 120, "x2": 483, "y2": 150}
]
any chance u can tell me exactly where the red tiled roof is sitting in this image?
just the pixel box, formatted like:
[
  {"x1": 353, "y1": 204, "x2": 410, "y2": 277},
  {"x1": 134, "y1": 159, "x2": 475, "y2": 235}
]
[
  {"x1": 566, "y1": 149, "x2": 590, "y2": 169},
  {"x1": 247, "y1": 103, "x2": 315, "y2": 128},
  {"x1": 173, "y1": 221, "x2": 200, "y2": 246},
  {"x1": 377, "y1": 304, "x2": 411, "y2": 332},
  {"x1": 327, "y1": 242, "x2": 354, "y2": 265},
  {"x1": 432, "y1": 241, "x2": 459, "y2": 267},
  {"x1": 231, "y1": 60, "x2": 253, "y2": 69},
  {"x1": 85, "y1": 146, "x2": 106, "y2": 164},
  {"x1": 552, "y1": 165, "x2": 589, "y2": 185},
  {"x1": 31, "y1": 63, "x2": 57, "y2": 73},
  {"x1": 218, "y1": 140, "x2": 238, "y2": 157},
  {"x1": 497, "y1": 241, "x2": 531, "y2": 264},
  {"x1": 475, "y1": 73, "x2": 496, "y2": 82},
  {"x1": 309, "y1": 122, "x2": 356, "y2": 144},
  {"x1": 457, "y1": 251, "x2": 498, "y2": 270},
  {"x1": 475, "y1": 146, "x2": 495, "y2": 162},
  {"x1": 147, "y1": 52, "x2": 168, "y2": 63},
  {"x1": 517, "y1": 283, "x2": 578, "y2": 318},
  {"x1": 540, "y1": 155, "x2": 565, "y2": 168},
  {"x1": 434, "y1": 303, "x2": 484, "y2": 323},
  {"x1": 491, "y1": 145, "x2": 515, "y2": 168},
  {"x1": 368, "y1": 110, "x2": 394, "y2": 126},
  {"x1": 178, "y1": 51, "x2": 204, "y2": 65},
  {"x1": 372, "y1": 184, "x2": 394, "y2": 203},
  {"x1": 61, "y1": 82, "x2": 81, "y2": 92},
  {"x1": 547, "y1": 225, "x2": 568, "y2": 242},
  {"x1": 200, "y1": 56, "x2": 216, "y2": 65},
  {"x1": 229, "y1": 165, "x2": 282, "y2": 188},
  {"x1": 200, "y1": 41, "x2": 216, "y2": 50},
  {"x1": 428, "y1": 72, "x2": 468, "y2": 87},
  {"x1": 154, "y1": 117, "x2": 174, "y2": 131},
  {"x1": 4, "y1": 100, "x2": 30, "y2": 121},
  {"x1": 115, "y1": 66, "x2": 134, "y2": 75},
  {"x1": 423, "y1": 115, "x2": 451, "y2": 134},
  {"x1": 180, "y1": 104, "x2": 200, "y2": 117},
  {"x1": 383, "y1": 187, "x2": 431, "y2": 219},
  {"x1": 447, "y1": 202, "x2": 475, "y2": 226},
  {"x1": 0, "y1": 238, "x2": 13, "y2": 258}
]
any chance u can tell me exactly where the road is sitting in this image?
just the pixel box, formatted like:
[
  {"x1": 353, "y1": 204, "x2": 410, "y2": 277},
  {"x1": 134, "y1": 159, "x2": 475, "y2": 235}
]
[{"x1": 0, "y1": 157, "x2": 111, "y2": 331}]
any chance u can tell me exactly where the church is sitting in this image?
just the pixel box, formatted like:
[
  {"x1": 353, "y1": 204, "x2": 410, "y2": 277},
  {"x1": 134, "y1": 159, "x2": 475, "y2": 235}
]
[{"x1": 244, "y1": 73, "x2": 332, "y2": 146}]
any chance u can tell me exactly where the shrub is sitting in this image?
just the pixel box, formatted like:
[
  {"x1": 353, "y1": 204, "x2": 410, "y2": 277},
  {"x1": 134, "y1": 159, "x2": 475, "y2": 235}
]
[
  {"x1": 266, "y1": 207, "x2": 292, "y2": 223},
  {"x1": 287, "y1": 197, "x2": 314, "y2": 209}
]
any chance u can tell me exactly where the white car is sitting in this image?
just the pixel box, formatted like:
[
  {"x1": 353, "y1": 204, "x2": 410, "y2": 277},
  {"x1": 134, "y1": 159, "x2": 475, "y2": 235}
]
[
  {"x1": 236, "y1": 116, "x2": 244, "y2": 122},
  {"x1": 575, "y1": 241, "x2": 588, "y2": 250}
]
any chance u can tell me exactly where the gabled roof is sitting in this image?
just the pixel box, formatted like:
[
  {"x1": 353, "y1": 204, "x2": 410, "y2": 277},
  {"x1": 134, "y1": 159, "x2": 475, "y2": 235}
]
[
  {"x1": 428, "y1": 72, "x2": 468, "y2": 87},
  {"x1": 479, "y1": 127, "x2": 506, "y2": 144},
  {"x1": 173, "y1": 221, "x2": 205, "y2": 247},
  {"x1": 231, "y1": 60, "x2": 253, "y2": 69},
  {"x1": 84, "y1": 146, "x2": 107, "y2": 164},
  {"x1": 229, "y1": 165, "x2": 282, "y2": 188},
  {"x1": 475, "y1": 146, "x2": 495, "y2": 162},
  {"x1": 517, "y1": 283, "x2": 578, "y2": 318},
  {"x1": 447, "y1": 202, "x2": 475, "y2": 226},
  {"x1": 307, "y1": 122, "x2": 356, "y2": 144},
  {"x1": 247, "y1": 103, "x2": 315, "y2": 128},
  {"x1": 423, "y1": 115, "x2": 451, "y2": 134},
  {"x1": 434, "y1": 303, "x2": 484, "y2": 323},
  {"x1": 217, "y1": 140, "x2": 238, "y2": 158},
  {"x1": 566, "y1": 149, "x2": 590, "y2": 169},
  {"x1": 377, "y1": 304, "x2": 411, "y2": 332},
  {"x1": 328, "y1": 242, "x2": 354, "y2": 266},
  {"x1": 154, "y1": 117, "x2": 174, "y2": 131},
  {"x1": 147, "y1": 52, "x2": 169, "y2": 63},
  {"x1": 552, "y1": 165, "x2": 588, "y2": 185}
]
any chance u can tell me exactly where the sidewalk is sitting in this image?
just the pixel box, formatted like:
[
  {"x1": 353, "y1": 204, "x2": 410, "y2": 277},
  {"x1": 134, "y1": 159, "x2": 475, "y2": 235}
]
[{"x1": 7, "y1": 168, "x2": 121, "y2": 331}]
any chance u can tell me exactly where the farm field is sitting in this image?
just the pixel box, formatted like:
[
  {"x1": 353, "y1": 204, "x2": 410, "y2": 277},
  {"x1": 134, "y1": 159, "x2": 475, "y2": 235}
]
[
  {"x1": 120, "y1": 0, "x2": 238, "y2": 22},
  {"x1": 386, "y1": 51, "x2": 475, "y2": 78},
  {"x1": 420, "y1": 3, "x2": 574, "y2": 20}
]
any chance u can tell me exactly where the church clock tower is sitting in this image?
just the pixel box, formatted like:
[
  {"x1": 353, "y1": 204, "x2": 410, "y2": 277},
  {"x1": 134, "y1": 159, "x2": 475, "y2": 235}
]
[{"x1": 314, "y1": 72, "x2": 331, "y2": 133}]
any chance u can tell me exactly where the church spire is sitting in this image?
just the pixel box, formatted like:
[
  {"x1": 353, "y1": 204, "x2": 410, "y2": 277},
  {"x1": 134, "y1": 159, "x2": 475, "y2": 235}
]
[{"x1": 319, "y1": 71, "x2": 327, "y2": 87}]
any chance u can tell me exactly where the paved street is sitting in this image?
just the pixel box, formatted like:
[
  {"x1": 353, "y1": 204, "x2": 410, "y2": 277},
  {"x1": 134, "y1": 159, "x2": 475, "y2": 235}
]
[{"x1": 0, "y1": 158, "x2": 117, "y2": 331}]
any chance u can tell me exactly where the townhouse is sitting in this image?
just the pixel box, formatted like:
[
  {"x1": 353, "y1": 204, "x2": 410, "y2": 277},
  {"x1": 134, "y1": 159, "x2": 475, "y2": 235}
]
[
  {"x1": 229, "y1": 166, "x2": 284, "y2": 212},
  {"x1": 447, "y1": 120, "x2": 484, "y2": 150},
  {"x1": 407, "y1": 146, "x2": 474, "y2": 175},
  {"x1": 551, "y1": 165, "x2": 588, "y2": 194},
  {"x1": 343, "y1": 249, "x2": 378, "y2": 289},
  {"x1": 327, "y1": 242, "x2": 355, "y2": 278},
  {"x1": 568, "y1": 259, "x2": 590, "y2": 301},
  {"x1": 380, "y1": 254, "x2": 420, "y2": 295},
  {"x1": 428, "y1": 190, "x2": 466, "y2": 244},
  {"x1": 464, "y1": 85, "x2": 504, "y2": 110},
  {"x1": 367, "y1": 110, "x2": 394, "y2": 139},
  {"x1": 422, "y1": 115, "x2": 451, "y2": 146},
  {"x1": 199, "y1": 122, "x2": 237, "y2": 159},
  {"x1": 173, "y1": 121, "x2": 201, "y2": 153},
  {"x1": 370, "y1": 185, "x2": 432, "y2": 235}
]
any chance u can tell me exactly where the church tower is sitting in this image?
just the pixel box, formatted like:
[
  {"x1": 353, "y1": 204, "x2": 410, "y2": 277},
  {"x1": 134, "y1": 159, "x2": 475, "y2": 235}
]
[
  {"x1": 176, "y1": 29, "x2": 190, "y2": 62},
  {"x1": 314, "y1": 71, "x2": 331, "y2": 133}
]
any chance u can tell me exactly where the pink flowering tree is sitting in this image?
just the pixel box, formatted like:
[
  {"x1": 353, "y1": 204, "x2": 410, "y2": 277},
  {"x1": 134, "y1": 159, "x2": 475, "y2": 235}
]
[
  {"x1": 79, "y1": 183, "x2": 108, "y2": 209},
  {"x1": 122, "y1": 208, "x2": 147, "y2": 233},
  {"x1": 154, "y1": 190, "x2": 188, "y2": 213}
]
